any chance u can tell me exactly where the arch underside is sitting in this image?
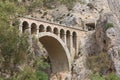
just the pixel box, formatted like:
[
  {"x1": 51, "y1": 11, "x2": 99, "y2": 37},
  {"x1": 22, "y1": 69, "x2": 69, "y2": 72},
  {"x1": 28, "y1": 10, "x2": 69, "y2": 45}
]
[
  {"x1": 21, "y1": 20, "x2": 78, "y2": 73},
  {"x1": 38, "y1": 32, "x2": 71, "y2": 73}
]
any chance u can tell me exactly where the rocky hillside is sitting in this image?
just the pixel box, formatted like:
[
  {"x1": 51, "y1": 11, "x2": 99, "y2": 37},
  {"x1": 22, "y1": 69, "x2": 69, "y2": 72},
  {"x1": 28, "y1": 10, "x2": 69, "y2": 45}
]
[{"x1": 19, "y1": 0, "x2": 120, "y2": 80}]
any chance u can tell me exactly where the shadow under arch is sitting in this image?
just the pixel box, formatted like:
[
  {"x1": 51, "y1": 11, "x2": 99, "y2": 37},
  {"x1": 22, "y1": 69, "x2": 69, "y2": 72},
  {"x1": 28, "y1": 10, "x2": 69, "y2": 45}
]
[{"x1": 38, "y1": 32, "x2": 71, "y2": 73}]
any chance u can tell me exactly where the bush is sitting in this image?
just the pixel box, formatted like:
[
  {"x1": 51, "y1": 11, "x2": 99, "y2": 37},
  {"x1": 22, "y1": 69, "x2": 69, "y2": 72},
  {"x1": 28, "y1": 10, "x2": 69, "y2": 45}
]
[
  {"x1": 86, "y1": 51, "x2": 119, "y2": 80},
  {"x1": 104, "y1": 23, "x2": 114, "y2": 31},
  {"x1": 0, "y1": 1, "x2": 49, "y2": 80},
  {"x1": 117, "y1": 49, "x2": 120, "y2": 56},
  {"x1": 90, "y1": 73, "x2": 105, "y2": 80},
  {"x1": 86, "y1": 52, "x2": 113, "y2": 75},
  {"x1": 27, "y1": 0, "x2": 80, "y2": 10},
  {"x1": 105, "y1": 73, "x2": 120, "y2": 80},
  {"x1": 90, "y1": 72, "x2": 120, "y2": 80},
  {"x1": 12, "y1": 62, "x2": 49, "y2": 80}
]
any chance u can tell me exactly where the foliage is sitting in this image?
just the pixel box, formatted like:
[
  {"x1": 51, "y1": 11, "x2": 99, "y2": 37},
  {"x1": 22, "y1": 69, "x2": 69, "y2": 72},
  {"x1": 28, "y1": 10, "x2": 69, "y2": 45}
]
[
  {"x1": 104, "y1": 22, "x2": 114, "y2": 31},
  {"x1": 90, "y1": 73, "x2": 105, "y2": 80},
  {"x1": 86, "y1": 51, "x2": 120, "y2": 79},
  {"x1": 36, "y1": 71, "x2": 48, "y2": 80},
  {"x1": 0, "y1": 0, "x2": 28, "y2": 73},
  {"x1": 105, "y1": 72, "x2": 120, "y2": 80},
  {"x1": 86, "y1": 52, "x2": 113, "y2": 75},
  {"x1": 60, "y1": 0, "x2": 76, "y2": 8},
  {"x1": 12, "y1": 61, "x2": 49, "y2": 80},
  {"x1": 42, "y1": 0, "x2": 77, "y2": 6},
  {"x1": 26, "y1": 0, "x2": 81, "y2": 11},
  {"x1": 0, "y1": 0, "x2": 49, "y2": 80},
  {"x1": 27, "y1": 0, "x2": 43, "y2": 13},
  {"x1": 90, "y1": 72, "x2": 120, "y2": 80},
  {"x1": 117, "y1": 49, "x2": 120, "y2": 56}
]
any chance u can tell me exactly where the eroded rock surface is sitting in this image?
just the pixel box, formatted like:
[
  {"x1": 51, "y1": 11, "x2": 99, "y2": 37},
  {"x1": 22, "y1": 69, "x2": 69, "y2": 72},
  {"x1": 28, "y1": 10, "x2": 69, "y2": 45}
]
[{"x1": 28, "y1": 0, "x2": 120, "y2": 79}]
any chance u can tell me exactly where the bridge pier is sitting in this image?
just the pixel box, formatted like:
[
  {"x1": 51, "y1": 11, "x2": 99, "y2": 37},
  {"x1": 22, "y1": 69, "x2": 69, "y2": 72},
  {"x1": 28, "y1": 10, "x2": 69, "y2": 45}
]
[{"x1": 70, "y1": 34, "x2": 75, "y2": 62}]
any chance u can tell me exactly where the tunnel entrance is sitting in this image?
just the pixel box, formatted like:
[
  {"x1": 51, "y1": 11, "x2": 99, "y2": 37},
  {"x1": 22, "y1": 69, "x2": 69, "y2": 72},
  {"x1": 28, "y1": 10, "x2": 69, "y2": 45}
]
[
  {"x1": 39, "y1": 33, "x2": 71, "y2": 73},
  {"x1": 86, "y1": 23, "x2": 95, "y2": 31}
]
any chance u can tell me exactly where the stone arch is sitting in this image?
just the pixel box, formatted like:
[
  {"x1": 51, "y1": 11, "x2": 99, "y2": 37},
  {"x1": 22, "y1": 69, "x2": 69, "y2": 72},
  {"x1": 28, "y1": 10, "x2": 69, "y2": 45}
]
[
  {"x1": 39, "y1": 24, "x2": 45, "y2": 32},
  {"x1": 38, "y1": 32, "x2": 71, "y2": 73},
  {"x1": 46, "y1": 26, "x2": 52, "y2": 32},
  {"x1": 53, "y1": 27, "x2": 59, "y2": 35},
  {"x1": 31, "y1": 23, "x2": 37, "y2": 34},
  {"x1": 72, "y1": 31, "x2": 77, "y2": 51},
  {"x1": 22, "y1": 21, "x2": 29, "y2": 33},
  {"x1": 60, "y1": 29, "x2": 65, "y2": 42},
  {"x1": 66, "y1": 30, "x2": 71, "y2": 50}
]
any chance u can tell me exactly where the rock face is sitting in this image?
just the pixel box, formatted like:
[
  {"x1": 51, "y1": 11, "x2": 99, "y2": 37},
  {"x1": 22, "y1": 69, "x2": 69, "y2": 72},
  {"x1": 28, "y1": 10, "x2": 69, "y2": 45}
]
[
  {"x1": 28, "y1": 0, "x2": 120, "y2": 79},
  {"x1": 50, "y1": 72, "x2": 71, "y2": 80},
  {"x1": 106, "y1": 0, "x2": 120, "y2": 76},
  {"x1": 72, "y1": 54, "x2": 90, "y2": 80},
  {"x1": 53, "y1": 0, "x2": 120, "y2": 79},
  {"x1": 95, "y1": 13, "x2": 112, "y2": 53},
  {"x1": 72, "y1": 0, "x2": 120, "y2": 79},
  {"x1": 82, "y1": 9, "x2": 120, "y2": 76},
  {"x1": 108, "y1": 46, "x2": 120, "y2": 76},
  {"x1": 107, "y1": 0, "x2": 120, "y2": 22}
]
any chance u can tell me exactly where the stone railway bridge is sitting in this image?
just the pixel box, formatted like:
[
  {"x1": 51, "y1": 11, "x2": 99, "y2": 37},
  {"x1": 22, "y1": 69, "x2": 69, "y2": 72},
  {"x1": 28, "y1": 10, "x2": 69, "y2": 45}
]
[{"x1": 19, "y1": 17, "x2": 85, "y2": 73}]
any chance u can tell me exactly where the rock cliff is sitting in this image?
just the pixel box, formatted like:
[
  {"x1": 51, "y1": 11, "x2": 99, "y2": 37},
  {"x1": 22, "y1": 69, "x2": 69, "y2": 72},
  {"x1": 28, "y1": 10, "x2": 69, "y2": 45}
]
[{"x1": 24, "y1": 0, "x2": 120, "y2": 79}]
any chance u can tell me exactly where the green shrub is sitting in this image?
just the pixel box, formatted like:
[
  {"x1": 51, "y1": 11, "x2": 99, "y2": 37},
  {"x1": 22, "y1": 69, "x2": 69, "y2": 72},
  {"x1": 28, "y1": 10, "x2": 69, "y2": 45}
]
[
  {"x1": 90, "y1": 72, "x2": 120, "y2": 80},
  {"x1": 118, "y1": 49, "x2": 120, "y2": 56},
  {"x1": 36, "y1": 71, "x2": 48, "y2": 80},
  {"x1": 105, "y1": 73, "x2": 120, "y2": 80},
  {"x1": 104, "y1": 23, "x2": 114, "y2": 31},
  {"x1": 0, "y1": 1, "x2": 49, "y2": 80},
  {"x1": 12, "y1": 64, "x2": 49, "y2": 80},
  {"x1": 90, "y1": 73, "x2": 105, "y2": 80},
  {"x1": 86, "y1": 52, "x2": 112, "y2": 75},
  {"x1": 27, "y1": 0, "x2": 82, "y2": 10},
  {"x1": 0, "y1": 77, "x2": 4, "y2": 80}
]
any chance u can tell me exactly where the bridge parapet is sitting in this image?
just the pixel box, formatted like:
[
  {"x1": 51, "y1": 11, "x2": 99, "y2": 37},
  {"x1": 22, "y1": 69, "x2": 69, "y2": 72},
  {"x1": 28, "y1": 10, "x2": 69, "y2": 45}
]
[{"x1": 22, "y1": 16, "x2": 83, "y2": 30}]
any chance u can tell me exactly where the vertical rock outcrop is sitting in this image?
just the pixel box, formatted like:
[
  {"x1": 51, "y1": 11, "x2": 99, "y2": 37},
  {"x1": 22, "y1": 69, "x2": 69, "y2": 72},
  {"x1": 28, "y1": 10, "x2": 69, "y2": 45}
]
[
  {"x1": 95, "y1": 13, "x2": 111, "y2": 53},
  {"x1": 107, "y1": 0, "x2": 120, "y2": 76},
  {"x1": 107, "y1": 0, "x2": 120, "y2": 22}
]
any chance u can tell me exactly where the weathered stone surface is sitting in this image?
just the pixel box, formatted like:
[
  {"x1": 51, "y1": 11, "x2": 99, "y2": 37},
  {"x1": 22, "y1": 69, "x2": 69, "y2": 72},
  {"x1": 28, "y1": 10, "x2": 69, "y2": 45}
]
[
  {"x1": 107, "y1": 0, "x2": 120, "y2": 22},
  {"x1": 50, "y1": 72, "x2": 71, "y2": 80},
  {"x1": 21, "y1": 0, "x2": 120, "y2": 79},
  {"x1": 72, "y1": 54, "x2": 90, "y2": 80}
]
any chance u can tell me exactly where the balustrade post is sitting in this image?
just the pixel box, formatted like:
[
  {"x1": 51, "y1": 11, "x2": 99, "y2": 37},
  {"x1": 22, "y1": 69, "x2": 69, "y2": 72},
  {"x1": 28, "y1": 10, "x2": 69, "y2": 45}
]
[
  {"x1": 28, "y1": 25, "x2": 31, "y2": 35},
  {"x1": 19, "y1": 23, "x2": 22, "y2": 34},
  {"x1": 36, "y1": 24, "x2": 39, "y2": 38},
  {"x1": 57, "y1": 32, "x2": 60, "y2": 37}
]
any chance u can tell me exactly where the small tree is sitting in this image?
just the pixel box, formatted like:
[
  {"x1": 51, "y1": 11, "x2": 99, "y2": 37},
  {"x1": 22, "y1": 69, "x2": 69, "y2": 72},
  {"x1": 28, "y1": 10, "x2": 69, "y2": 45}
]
[
  {"x1": 86, "y1": 52, "x2": 114, "y2": 75},
  {"x1": 0, "y1": 1, "x2": 49, "y2": 80}
]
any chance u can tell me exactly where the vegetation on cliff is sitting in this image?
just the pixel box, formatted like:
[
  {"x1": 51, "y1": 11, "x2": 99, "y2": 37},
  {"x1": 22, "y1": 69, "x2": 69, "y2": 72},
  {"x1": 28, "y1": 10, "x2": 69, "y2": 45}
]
[
  {"x1": 25, "y1": 0, "x2": 82, "y2": 12},
  {"x1": 86, "y1": 51, "x2": 120, "y2": 80},
  {"x1": 0, "y1": 0, "x2": 49, "y2": 80}
]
